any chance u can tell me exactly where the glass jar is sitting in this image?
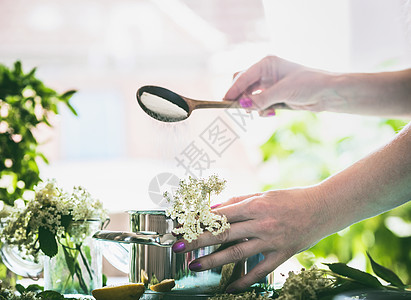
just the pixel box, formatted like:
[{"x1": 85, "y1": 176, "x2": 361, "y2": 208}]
[
  {"x1": 0, "y1": 220, "x2": 43, "y2": 285},
  {"x1": 43, "y1": 220, "x2": 102, "y2": 296}
]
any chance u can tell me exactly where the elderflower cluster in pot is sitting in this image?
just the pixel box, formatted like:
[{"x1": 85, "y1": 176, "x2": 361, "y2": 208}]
[{"x1": 164, "y1": 175, "x2": 230, "y2": 242}]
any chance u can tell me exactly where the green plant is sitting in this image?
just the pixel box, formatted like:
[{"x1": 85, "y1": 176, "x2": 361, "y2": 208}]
[
  {"x1": 272, "y1": 254, "x2": 409, "y2": 300},
  {"x1": 259, "y1": 110, "x2": 411, "y2": 284},
  {"x1": 0, "y1": 61, "x2": 77, "y2": 206}
]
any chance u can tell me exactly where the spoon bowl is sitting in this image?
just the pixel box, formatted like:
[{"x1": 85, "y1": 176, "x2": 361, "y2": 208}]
[{"x1": 136, "y1": 85, "x2": 238, "y2": 122}]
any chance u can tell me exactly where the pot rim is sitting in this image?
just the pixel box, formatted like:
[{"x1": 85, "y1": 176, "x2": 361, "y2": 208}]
[{"x1": 127, "y1": 209, "x2": 166, "y2": 215}]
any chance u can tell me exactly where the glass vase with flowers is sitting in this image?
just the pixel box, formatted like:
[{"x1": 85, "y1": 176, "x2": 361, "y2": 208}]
[{"x1": 0, "y1": 179, "x2": 108, "y2": 296}]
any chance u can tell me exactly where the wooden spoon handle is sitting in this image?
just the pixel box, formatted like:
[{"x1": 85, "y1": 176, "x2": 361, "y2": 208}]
[{"x1": 185, "y1": 98, "x2": 240, "y2": 110}]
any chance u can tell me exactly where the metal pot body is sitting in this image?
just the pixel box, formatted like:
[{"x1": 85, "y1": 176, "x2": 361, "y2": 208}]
[{"x1": 128, "y1": 210, "x2": 222, "y2": 295}]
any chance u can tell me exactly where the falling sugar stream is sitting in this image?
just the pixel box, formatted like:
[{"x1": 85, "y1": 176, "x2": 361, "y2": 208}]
[{"x1": 150, "y1": 116, "x2": 193, "y2": 176}]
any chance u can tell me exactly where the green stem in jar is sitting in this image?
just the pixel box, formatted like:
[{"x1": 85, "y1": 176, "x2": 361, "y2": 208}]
[
  {"x1": 77, "y1": 244, "x2": 93, "y2": 281},
  {"x1": 60, "y1": 232, "x2": 89, "y2": 294}
]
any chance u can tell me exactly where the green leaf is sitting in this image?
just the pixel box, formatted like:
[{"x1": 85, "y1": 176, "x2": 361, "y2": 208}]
[
  {"x1": 42, "y1": 116, "x2": 52, "y2": 127},
  {"x1": 65, "y1": 102, "x2": 78, "y2": 116},
  {"x1": 325, "y1": 263, "x2": 383, "y2": 289},
  {"x1": 367, "y1": 252, "x2": 406, "y2": 288},
  {"x1": 60, "y1": 89, "x2": 76, "y2": 100},
  {"x1": 60, "y1": 214, "x2": 72, "y2": 231},
  {"x1": 15, "y1": 283, "x2": 26, "y2": 294},
  {"x1": 38, "y1": 290, "x2": 65, "y2": 299},
  {"x1": 38, "y1": 152, "x2": 50, "y2": 164},
  {"x1": 38, "y1": 226, "x2": 58, "y2": 257},
  {"x1": 317, "y1": 280, "x2": 369, "y2": 300},
  {"x1": 25, "y1": 66, "x2": 37, "y2": 79},
  {"x1": 60, "y1": 90, "x2": 78, "y2": 116},
  {"x1": 103, "y1": 273, "x2": 108, "y2": 287},
  {"x1": 13, "y1": 61, "x2": 22, "y2": 76},
  {"x1": 25, "y1": 284, "x2": 44, "y2": 292}
]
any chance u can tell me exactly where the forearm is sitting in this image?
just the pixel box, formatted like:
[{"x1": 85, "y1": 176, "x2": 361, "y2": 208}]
[
  {"x1": 324, "y1": 69, "x2": 411, "y2": 119},
  {"x1": 314, "y1": 122, "x2": 411, "y2": 235}
]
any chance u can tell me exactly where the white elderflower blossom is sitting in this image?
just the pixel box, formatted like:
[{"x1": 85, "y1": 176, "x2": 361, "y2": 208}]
[
  {"x1": 0, "y1": 179, "x2": 108, "y2": 260},
  {"x1": 208, "y1": 291, "x2": 271, "y2": 300},
  {"x1": 164, "y1": 175, "x2": 229, "y2": 242},
  {"x1": 277, "y1": 267, "x2": 334, "y2": 300}
]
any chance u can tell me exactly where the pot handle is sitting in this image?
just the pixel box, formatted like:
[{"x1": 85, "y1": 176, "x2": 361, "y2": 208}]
[{"x1": 93, "y1": 230, "x2": 176, "y2": 247}]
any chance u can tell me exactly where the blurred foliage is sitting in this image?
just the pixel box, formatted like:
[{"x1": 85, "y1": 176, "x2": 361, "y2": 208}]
[
  {"x1": 0, "y1": 259, "x2": 17, "y2": 287},
  {"x1": 0, "y1": 61, "x2": 77, "y2": 206},
  {"x1": 260, "y1": 110, "x2": 411, "y2": 284}
]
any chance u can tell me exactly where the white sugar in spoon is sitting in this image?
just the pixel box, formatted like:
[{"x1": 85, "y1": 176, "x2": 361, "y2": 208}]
[{"x1": 136, "y1": 85, "x2": 239, "y2": 122}]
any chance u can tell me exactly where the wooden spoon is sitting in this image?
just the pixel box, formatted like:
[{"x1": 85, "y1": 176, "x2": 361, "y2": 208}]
[{"x1": 136, "y1": 85, "x2": 239, "y2": 122}]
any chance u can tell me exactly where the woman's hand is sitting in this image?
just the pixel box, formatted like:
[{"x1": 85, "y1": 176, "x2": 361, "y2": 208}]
[
  {"x1": 171, "y1": 186, "x2": 331, "y2": 293},
  {"x1": 225, "y1": 55, "x2": 411, "y2": 118},
  {"x1": 224, "y1": 56, "x2": 338, "y2": 117}
]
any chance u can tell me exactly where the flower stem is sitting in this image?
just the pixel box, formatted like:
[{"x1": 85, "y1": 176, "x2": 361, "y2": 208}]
[
  {"x1": 77, "y1": 244, "x2": 93, "y2": 281},
  {"x1": 60, "y1": 232, "x2": 90, "y2": 294}
]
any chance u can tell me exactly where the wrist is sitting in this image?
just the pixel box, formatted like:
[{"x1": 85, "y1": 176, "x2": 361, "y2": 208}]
[
  {"x1": 326, "y1": 71, "x2": 411, "y2": 117},
  {"x1": 306, "y1": 181, "x2": 352, "y2": 238},
  {"x1": 321, "y1": 72, "x2": 353, "y2": 113},
  {"x1": 302, "y1": 184, "x2": 341, "y2": 240}
]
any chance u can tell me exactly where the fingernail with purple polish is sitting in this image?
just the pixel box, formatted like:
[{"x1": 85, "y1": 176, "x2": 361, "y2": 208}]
[
  {"x1": 239, "y1": 98, "x2": 253, "y2": 108},
  {"x1": 172, "y1": 241, "x2": 185, "y2": 253},
  {"x1": 267, "y1": 110, "x2": 276, "y2": 116},
  {"x1": 210, "y1": 203, "x2": 221, "y2": 209},
  {"x1": 189, "y1": 261, "x2": 202, "y2": 271}
]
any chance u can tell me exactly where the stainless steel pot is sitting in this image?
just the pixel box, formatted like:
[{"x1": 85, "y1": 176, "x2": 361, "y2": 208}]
[{"x1": 93, "y1": 210, "x2": 225, "y2": 296}]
